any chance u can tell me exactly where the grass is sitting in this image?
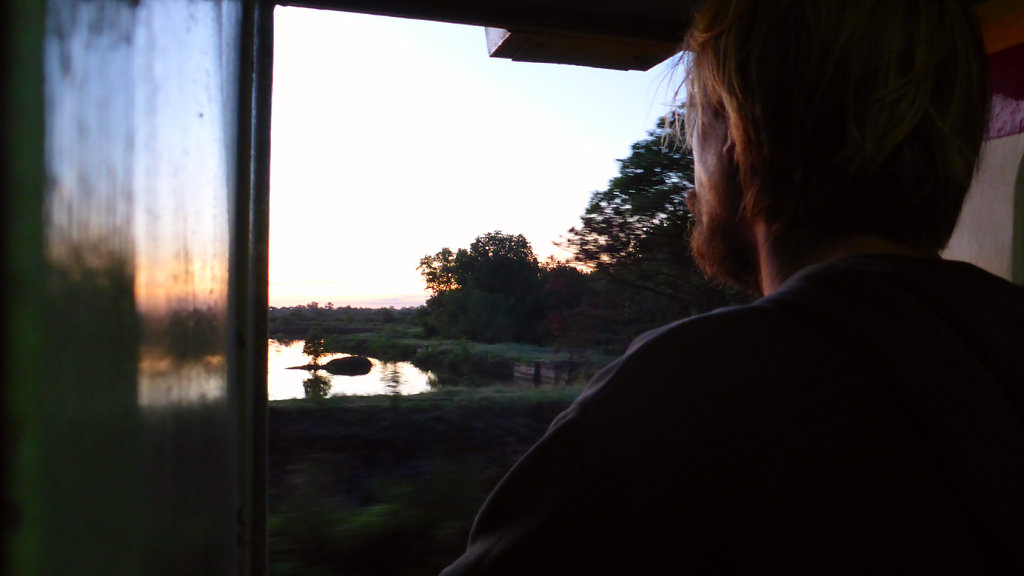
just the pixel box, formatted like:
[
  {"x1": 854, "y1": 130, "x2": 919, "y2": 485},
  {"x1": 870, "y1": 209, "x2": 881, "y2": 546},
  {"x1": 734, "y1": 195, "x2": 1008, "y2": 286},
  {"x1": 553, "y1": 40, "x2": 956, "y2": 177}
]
[{"x1": 269, "y1": 385, "x2": 584, "y2": 576}]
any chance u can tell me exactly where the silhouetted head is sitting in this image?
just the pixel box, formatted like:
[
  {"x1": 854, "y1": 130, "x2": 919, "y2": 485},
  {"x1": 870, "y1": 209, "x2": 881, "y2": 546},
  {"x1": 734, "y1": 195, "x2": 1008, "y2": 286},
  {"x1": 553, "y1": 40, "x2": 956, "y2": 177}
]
[{"x1": 678, "y1": 0, "x2": 990, "y2": 288}]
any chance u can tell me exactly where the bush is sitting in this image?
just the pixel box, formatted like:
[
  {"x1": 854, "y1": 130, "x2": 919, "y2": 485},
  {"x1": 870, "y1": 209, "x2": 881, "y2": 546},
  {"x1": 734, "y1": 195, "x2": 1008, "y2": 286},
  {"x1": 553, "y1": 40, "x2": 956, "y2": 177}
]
[
  {"x1": 270, "y1": 468, "x2": 485, "y2": 576},
  {"x1": 409, "y1": 341, "x2": 513, "y2": 386}
]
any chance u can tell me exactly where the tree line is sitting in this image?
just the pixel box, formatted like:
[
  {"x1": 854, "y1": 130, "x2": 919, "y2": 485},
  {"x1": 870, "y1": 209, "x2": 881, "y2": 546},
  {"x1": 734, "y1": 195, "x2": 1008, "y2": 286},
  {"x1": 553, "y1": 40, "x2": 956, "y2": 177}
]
[{"x1": 417, "y1": 114, "x2": 750, "y2": 352}]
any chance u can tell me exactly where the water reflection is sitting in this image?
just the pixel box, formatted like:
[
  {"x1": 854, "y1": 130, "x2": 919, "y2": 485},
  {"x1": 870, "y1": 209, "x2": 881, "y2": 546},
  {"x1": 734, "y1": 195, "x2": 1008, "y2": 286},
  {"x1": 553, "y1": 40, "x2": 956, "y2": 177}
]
[
  {"x1": 302, "y1": 372, "x2": 332, "y2": 399},
  {"x1": 138, "y1": 356, "x2": 227, "y2": 406},
  {"x1": 268, "y1": 340, "x2": 434, "y2": 400},
  {"x1": 383, "y1": 361, "x2": 402, "y2": 394}
]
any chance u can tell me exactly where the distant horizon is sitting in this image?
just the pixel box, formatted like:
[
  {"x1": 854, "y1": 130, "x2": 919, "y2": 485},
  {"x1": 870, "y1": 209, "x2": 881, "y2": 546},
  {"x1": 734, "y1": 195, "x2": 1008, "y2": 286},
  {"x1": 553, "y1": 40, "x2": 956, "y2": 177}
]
[{"x1": 268, "y1": 292, "x2": 428, "y2": 310}]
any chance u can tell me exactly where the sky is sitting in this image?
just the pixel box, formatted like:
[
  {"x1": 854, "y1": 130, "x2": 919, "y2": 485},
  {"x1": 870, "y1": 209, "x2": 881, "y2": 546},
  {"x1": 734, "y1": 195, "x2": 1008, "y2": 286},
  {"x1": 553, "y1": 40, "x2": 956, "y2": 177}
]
[{"x1": 269, "y1": 7, "x2": 683, "y2": 308}]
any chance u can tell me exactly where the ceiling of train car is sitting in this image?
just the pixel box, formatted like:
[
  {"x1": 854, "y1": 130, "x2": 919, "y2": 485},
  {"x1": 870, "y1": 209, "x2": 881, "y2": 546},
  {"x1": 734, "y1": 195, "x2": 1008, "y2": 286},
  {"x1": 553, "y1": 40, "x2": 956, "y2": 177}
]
[
  {"x1": 277, "y1": 0, "x2": 698, "y2": 70},
  {"x1": 278, "y1": 0, "x2": 1022, "y2": 69}
]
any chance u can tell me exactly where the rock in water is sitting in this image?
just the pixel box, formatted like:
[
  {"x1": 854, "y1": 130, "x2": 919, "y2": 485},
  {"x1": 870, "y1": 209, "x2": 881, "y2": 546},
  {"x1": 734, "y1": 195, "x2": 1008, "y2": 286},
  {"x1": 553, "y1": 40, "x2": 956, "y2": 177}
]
[{"x1": 323, "y1": 355, "x2": 373, "y2": 376}]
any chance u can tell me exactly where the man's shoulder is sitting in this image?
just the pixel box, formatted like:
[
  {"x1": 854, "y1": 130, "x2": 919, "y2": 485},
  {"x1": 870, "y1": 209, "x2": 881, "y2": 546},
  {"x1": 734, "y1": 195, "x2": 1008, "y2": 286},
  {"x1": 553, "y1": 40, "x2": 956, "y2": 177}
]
[
  {"x1": 615, "y1": 301, "x2": 792, "y2": 380},
  {"x1": 573, "y1": 300, "x2": 819, "y2": 411},
  {"x1": 576, "y1": 254, "x2": 1024, "y2": 412},
  {"x1": 628, "y1": 301, "x2": 776, "y2": 351},
  {"x1": 774, "y1": 253, "x2": 1024, "y2": 310}
]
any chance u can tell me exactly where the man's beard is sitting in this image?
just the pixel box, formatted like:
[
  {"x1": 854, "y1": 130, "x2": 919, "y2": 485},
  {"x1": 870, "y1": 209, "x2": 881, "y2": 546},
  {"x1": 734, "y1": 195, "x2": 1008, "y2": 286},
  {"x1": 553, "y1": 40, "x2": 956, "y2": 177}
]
[{"x1": 687, "y1": 188, "x2": 761, "y2": 295}]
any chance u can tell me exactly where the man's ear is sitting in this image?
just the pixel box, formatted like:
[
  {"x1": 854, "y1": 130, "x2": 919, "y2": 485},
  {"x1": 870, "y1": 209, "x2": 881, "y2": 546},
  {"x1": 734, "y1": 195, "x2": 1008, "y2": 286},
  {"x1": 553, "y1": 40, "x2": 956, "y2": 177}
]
[
  {"x1": 722, "y1": 123, "x2": 737, "y2": 159},
  {"x1": 721, "y1": 124, "x2": 741, "y2": 179}
]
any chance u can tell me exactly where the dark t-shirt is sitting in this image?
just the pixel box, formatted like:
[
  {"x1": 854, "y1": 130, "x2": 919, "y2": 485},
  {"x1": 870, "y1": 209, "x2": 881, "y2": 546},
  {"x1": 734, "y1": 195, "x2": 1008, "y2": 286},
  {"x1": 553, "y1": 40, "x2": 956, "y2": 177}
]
[{"x1": 441, "y1": 255, "x2": 1024, "y2": 574}]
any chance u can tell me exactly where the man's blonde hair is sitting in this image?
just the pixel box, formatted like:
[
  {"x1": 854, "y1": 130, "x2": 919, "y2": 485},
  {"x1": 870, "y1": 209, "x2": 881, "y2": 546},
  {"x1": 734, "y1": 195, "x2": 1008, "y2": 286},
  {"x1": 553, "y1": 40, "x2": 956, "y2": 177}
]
[{"x1": 681, "y1": 0, "x2": 990, "y2": 251}]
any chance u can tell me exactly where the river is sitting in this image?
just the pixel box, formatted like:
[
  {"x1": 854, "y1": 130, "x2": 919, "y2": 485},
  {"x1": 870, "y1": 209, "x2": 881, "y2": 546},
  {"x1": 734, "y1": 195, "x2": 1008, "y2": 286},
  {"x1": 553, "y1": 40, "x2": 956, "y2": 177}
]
[{"x1": 267, "y1": 339, "x2": 434, "y2": 400}]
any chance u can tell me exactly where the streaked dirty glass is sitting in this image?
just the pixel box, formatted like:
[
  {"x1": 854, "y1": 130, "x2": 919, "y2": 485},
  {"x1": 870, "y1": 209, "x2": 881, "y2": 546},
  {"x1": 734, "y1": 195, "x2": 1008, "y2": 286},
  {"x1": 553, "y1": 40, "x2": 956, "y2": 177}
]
[{"x1": 38, "y1": 0, "x2": 243, "y2": 573}]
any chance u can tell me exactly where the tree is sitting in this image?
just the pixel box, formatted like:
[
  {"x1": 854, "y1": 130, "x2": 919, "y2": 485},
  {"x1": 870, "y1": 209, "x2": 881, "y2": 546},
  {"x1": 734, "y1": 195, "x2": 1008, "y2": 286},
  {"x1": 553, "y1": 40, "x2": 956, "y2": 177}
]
[
  {"x1": 566, "y1": 113, "x2": 695, "y2": 294},
  {"x1": 560, "y1": 113, "x2": 750, "y2": 349},
  {"x1": 418, "y1": 247, "x2": 461, "y2": 295},
  {"x1": 538, "y1": 261, "x2": 588, "y2": 346},
  {"x1": 417, "y1": 231, "x2": 546, "y2": 343},
  {"x1": 460, "y1": 232, "x2": 542, "y2": 295},
  {"x1": 302, "y1": 327, "x2": 327, "y2": 366}
]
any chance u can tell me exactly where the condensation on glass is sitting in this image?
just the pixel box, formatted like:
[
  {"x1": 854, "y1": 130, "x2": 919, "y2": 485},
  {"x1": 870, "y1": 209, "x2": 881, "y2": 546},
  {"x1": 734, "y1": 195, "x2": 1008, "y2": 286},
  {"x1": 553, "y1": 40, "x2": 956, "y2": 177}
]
[{"x1": 37, "y1": 0, "x2": 243, "y2": 573}]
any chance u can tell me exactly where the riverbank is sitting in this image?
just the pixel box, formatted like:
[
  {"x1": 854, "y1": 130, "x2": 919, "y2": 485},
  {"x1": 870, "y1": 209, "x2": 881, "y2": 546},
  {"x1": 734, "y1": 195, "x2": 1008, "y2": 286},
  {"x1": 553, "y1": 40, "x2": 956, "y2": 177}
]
[
  {"x1": 269, "y1": 386, "x2": 583, "y2": 576},
  {"x1": 326, "y1": 333, "x2": 614, "y2": 387}
]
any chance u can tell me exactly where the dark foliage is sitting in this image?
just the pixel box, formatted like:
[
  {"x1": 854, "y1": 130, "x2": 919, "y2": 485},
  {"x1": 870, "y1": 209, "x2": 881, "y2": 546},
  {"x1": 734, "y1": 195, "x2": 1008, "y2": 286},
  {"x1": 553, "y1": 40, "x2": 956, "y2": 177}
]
[
  {"x1": 302, "y1": 327, "x2": 328, "y2": 365},
  {"x1": 559, "y1": 113, "x2": 752, "y2": 350},
  {"x1": 418, "y1": 231, "x2": 546, "y2": 344},
  {"x1": 268, "y1": 392, "x2": 579, "y2": 576},
  {"x1": 268, "y1": 303, "x2": 420, "y2": 341}
]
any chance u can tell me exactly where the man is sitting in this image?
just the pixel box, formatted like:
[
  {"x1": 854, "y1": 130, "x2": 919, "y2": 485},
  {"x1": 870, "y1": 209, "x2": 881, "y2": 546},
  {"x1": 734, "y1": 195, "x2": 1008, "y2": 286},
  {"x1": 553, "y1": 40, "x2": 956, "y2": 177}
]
[{"x1": 442, "y1": 1, "x2": 1024, "y2": 573}]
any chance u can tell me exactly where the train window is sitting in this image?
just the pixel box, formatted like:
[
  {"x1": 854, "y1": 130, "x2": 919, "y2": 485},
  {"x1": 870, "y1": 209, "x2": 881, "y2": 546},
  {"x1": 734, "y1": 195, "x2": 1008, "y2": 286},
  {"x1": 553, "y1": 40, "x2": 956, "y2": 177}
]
[{"x1": 266, "y1": 6, "x2": 680, "y2": 573}]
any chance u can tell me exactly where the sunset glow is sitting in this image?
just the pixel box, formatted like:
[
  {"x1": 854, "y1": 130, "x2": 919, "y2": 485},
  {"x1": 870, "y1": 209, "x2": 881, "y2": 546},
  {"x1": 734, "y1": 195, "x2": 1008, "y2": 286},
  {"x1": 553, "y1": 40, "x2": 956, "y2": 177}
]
[{"x1": 270, "y1": 8, "x2": 679, "y2": 308}]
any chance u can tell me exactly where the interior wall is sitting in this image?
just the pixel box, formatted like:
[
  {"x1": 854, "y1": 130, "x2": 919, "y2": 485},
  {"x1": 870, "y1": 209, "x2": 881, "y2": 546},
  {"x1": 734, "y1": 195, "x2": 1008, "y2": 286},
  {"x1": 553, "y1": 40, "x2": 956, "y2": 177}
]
[
  {"x1": 1016, "y1": 150, "x2": 1024, "y2": 284},
  {"x1": 943, "y1": 38, "x2": 1024, "y2": 283},
  {"x1": 945, "y1": 133, "x2": 1024, "y2": 279}
]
